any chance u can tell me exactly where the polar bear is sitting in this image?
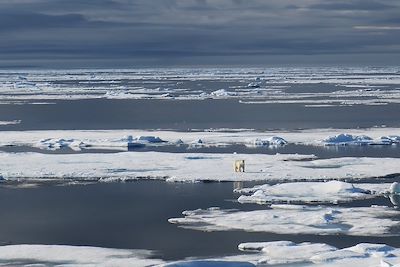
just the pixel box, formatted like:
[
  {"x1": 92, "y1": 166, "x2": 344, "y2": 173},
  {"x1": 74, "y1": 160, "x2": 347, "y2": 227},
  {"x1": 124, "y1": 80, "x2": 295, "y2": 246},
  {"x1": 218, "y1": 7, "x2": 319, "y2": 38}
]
[{"x1": 234, "y1": 160, "x2": 245, "y2": 172}]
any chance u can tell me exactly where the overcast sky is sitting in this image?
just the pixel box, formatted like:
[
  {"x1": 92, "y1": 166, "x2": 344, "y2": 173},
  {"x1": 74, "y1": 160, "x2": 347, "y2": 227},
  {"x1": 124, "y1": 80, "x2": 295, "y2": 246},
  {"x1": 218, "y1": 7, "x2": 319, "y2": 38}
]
[{"x1": 1, "y1": 0, "x2": 400, "y2": 68}]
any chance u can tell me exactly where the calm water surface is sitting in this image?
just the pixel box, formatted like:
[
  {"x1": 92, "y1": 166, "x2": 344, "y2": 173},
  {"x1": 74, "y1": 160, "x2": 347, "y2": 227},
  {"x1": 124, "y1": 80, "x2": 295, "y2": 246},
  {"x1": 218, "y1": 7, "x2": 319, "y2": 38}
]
[{"x1": 0, "y1": 181, "x2": 399, "y2": 261}]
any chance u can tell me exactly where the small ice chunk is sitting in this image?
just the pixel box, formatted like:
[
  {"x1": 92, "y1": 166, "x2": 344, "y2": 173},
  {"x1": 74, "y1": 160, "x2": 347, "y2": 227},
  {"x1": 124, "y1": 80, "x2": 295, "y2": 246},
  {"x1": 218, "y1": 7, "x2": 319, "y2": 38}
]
[
  {"x1": 247, "y1": 82, "x2": 261, "y2": 88},
  {"x1": 246, "y1": 136, "x2": 287, "y2": 147},
  {"x1": 381, "y1": 135, "x2": 400, "y2": 144},
  {"x1": 134, "y1": 136, "x2": 165, "y2": 143},
  {"x1": 322, "y1": 134, "x2": 375, "y2": 145},
  {"x1": 210, "y1": 89, "x2": 237, "y2": 97},
  {"x1": 390, "y1": 182, "x2": 400, "y2": 195}
]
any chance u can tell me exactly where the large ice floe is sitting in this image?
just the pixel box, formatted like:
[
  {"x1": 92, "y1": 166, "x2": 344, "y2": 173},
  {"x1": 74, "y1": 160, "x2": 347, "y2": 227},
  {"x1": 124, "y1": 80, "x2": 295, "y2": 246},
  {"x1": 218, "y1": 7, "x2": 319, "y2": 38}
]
[
  {"x1": 168, "y1": 204, "x2": 400, "y2": 236},
  {"x1": 0, "y1": 152, "x2": 400, "y2": 182},
  {"x1": 236, "y1": 181, "x2": 391, "y2": 204},
  {"x1": 1, "y1": 127, "x2": 400, "y2": 150},
  {"x1": 223, "y1": 241, "x2": 400, "y2": 266},
  {"x1": 0, "y1": 244, "x2": 164, "y2": 266}
]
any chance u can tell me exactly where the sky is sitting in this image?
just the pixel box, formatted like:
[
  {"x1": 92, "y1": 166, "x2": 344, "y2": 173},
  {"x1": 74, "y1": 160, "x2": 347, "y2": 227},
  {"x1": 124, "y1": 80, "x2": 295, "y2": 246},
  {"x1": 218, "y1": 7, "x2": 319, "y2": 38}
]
[{"x1": 1, "y1": 0, "x2": 400, "y2": 68}]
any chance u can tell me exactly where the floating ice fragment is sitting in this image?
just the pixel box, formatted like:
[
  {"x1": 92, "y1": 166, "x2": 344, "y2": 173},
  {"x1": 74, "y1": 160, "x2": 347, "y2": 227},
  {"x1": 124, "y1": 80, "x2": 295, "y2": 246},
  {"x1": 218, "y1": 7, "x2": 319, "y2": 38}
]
[
  {"x1": 246, "y1": 136, "x2": 287, "y2": 147},
  {"x1": 390, "y1": 182, "x2": 400, "y2": 194},
  {"x1": 0, "y1": 120, "x2": 21, "y2": 126},
  {"x1": 237, "y1": 181, "x2": 389, "y2": 204},
  {"x1": 0, "y1": 244, "x2": 164, "y2": 266},
  {"x1": 169, "y1": 205, "x2": 400, "y2": 236},
  {"x1": 322, "y1": 133, "x2": 400, "y2": 146},
  {"x1": 210, "y1": 89, "x2": 237, "y2": 97}
]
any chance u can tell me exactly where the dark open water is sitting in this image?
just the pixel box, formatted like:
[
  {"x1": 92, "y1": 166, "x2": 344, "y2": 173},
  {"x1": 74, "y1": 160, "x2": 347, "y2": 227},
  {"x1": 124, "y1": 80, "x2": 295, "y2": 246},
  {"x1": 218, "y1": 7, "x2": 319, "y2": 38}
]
[
  {"x1": 1, "y1": 99, "x2": 400, "y2": 131},
  {"x1": 0, "y1": 181, "x2": 399, "y2": 261}
]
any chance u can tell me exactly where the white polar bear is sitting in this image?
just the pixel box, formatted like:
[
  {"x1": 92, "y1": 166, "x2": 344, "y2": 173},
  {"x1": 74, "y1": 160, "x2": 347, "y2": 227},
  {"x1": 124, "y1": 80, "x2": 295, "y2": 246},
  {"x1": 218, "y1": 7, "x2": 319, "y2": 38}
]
[{"x1": 234, "y1": 160, "x2": 245, "y2": 172}]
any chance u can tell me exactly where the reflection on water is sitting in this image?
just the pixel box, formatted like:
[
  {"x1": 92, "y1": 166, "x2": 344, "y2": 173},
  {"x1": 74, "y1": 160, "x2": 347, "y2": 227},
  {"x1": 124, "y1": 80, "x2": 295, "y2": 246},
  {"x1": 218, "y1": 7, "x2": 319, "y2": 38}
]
[{"x1": 233, "y1": 182, "x2": 243, "y2": 191}]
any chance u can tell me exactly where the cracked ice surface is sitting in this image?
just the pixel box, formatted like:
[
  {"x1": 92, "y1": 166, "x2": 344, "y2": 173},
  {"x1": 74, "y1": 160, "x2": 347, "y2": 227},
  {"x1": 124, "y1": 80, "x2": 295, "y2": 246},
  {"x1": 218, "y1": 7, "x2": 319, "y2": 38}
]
[
  {"x1": 168, "y1": 205, "x2": 400, "y2": 236},
  {"x1": 0, "y1": 152, "x2": 400, "y2": 182}
]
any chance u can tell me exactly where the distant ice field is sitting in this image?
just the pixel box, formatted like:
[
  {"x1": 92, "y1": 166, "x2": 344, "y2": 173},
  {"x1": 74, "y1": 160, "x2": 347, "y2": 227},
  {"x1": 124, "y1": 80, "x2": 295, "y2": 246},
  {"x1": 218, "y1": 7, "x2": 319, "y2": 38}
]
[
  {"x1": 1, "y1": 67, "x2": 400, "y2": 106},
  {"x1": 1, "y1": 67, "x2": 400, "y2": 131}
]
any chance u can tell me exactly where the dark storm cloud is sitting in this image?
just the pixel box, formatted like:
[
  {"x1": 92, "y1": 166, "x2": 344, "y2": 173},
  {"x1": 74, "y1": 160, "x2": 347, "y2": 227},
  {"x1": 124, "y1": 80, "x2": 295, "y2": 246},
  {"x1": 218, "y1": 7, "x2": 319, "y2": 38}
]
[{"x1": 0, "y1": 0, "x2": 399, "y2": 67}]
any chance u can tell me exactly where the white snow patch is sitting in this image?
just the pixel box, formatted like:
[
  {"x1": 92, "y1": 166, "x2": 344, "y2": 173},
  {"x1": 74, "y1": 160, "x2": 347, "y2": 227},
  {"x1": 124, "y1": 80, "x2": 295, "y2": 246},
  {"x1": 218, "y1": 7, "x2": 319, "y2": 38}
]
[{"x1": 168, "y1": 205, "x2": 400, "y2": 236}]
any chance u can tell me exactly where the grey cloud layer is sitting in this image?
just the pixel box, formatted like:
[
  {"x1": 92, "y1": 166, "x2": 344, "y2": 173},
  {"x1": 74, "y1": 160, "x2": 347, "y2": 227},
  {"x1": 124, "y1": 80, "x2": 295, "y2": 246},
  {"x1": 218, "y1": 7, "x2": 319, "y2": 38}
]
[{"x1": 1, "y1": 0, "x2": 399, "y2": 67}]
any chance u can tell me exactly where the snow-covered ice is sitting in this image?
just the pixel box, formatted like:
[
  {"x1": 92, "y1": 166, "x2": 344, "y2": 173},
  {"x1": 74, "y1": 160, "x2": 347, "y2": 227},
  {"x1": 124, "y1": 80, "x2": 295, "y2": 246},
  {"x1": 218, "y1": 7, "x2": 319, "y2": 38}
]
[
  {"x1": 245, "y1": 136, "x2": 287, "y2": 147},
  {"x1": 0, "y1": 152, "x2": 399, "y2": 182},
  {"x1": 0, "y1": 244, "x2": 164, "y2": 266},
  {"x1": 168, "y1": 205, "x2": 400, "y2": 236},
  {"x1": 236, "y1": 181, "x2": 391, "y2": 204},
  {"x1": 321, "y1": 133, "x2": 397, "y2": 146},
  {"x1": 1, "y1": 127, "x2": 400, "y2": 150},
  {"x1": 229, "y1": 241, "x2": 400, "y2": 266}
]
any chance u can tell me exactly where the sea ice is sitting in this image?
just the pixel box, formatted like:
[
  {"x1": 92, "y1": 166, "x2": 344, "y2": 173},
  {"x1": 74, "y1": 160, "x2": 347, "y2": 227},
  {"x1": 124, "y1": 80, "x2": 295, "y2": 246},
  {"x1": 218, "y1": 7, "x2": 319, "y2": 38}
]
[
  {"x1": 232, "y1": 241, "x2": 400, "y2": 266},
  {"x1": 0, "y1": 120, "x2": 21, "y2": 126},
  {"x1": 168, "y1": 205, "x2": 400, "y2": 236},
  {"x1": 236, "y1": 181, "x2": 390, "y2": 204},
  {"x1": 1, "y1": 128, "x2": 400, "y2": 150},
  {"x1": 0, "y1": 152, "x2": 400, "y2": 182},
  {"x1": 0, "y1": 244, "x2": 164, "y2": 266},
  {"x1": 245, "y1": 136, "x2": 287, "y2": 147},
  {"x1": 321, "y1": 133, "x2": 395, "y2": 146},
  {"x1": 210, "y1": 89, "x2": 237, "y2": 97}
]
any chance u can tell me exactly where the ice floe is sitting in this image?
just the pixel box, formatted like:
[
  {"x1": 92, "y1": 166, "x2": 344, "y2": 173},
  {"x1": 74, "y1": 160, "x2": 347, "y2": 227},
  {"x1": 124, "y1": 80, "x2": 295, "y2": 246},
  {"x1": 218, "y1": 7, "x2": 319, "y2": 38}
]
[
  {"x1": 231, "y1": 241, "x2": 400, "y2": 266},
  {"x1": 245, "y1": 136, "x2": 287, "y2": 147},
  {"x1": 0, "y1": 120, "x2": 21, "y2": 126},
  {"x1": 236, "y1": 181, "x2": 391, "y2": 204},
  {"x1": 0, "y1": 152, "x2": 399, "y2": 182},
  {"x1": 210, "y1": 89, "x2": 237, "y2": 97},
  {"x1": 1, "y1": 127, "x2": 400, "y2": 150},
  {"x1": 168, "y1": 204, "x2": 400, "y2": 236},
  {"x1": 0, "y1": 244, "x2": 164, "y2": 266},
  {"x1": 321, "y1": 133, "x2": 398, "y2": 146},
  {"x1": 35, "y1": 138, "x2": 89, "y2": 151}
]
